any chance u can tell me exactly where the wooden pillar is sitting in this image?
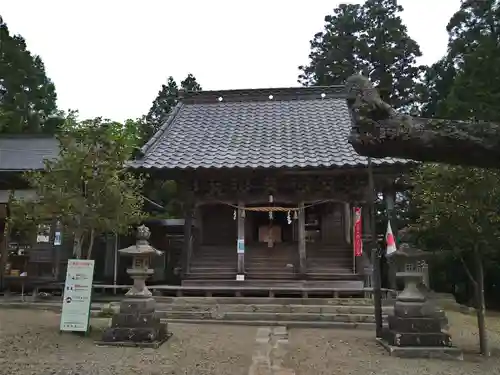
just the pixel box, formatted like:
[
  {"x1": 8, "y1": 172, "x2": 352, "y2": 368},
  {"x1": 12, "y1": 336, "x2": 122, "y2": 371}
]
[
  {"x1": 52, "y1": 220, "x2": 62, "y2": 280},
  {"x1": 237, "y1": 200, "x2": 245, "y2": 274},
  {"x1": 362, "y1": 203, "x2": 371, "y2": 238},
  {"x1": 182, "y1": 202, "x2": 194, "y2": 278},
  {"x1": 344, "y1": 202, "x2": 351, "y2": 244},
  {"x1": 298, "y1": 201, "x2": 307, "y2": 277}
]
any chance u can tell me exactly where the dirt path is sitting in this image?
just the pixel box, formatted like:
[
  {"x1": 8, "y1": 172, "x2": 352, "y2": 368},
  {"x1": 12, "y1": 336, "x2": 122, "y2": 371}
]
[
  {"x1": 0, "y1": 310, "x2": 255, "y2": 375},
  {"x1": 2, "y1": 309, "x2": 500, "y2": 374},
  {"x1": 285, "y1": 312, "x2": 500, "y2": 375}
]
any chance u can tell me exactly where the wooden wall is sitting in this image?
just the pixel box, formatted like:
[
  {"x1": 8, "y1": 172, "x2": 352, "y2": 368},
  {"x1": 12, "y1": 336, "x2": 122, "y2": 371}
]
[
  {"x1": 200, "y1": 204, "x2": 236, "y2": 245},
  {"x1": 320, "y1": 202, "x2": 346, "y2": 244},
  {"x1": 198, "y1": 202, "x2": 352, "y2": 246}
]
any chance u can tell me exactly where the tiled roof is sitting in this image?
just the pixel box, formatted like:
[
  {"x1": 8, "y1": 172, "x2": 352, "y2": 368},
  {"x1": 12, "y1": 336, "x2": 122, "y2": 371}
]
[
  {"x1": 0, "y1": 137, "x2": 59, "y2": 171},
  {"x1": 131, "y1": 86, "x2": 409, "y2": 170}
]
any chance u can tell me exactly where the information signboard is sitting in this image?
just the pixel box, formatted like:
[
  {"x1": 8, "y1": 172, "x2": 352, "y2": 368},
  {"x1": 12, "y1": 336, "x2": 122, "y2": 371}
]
[
  {"x1": 60, "y1": 259, "x2": 95, "y2": 333},
  {"x1": 237, "y1": 239, "x2": 245, "y2": 254}
]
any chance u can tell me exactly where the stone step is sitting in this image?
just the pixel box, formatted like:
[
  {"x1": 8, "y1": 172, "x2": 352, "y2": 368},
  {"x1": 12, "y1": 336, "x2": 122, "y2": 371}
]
[
  {"x1": 156, "y1": 303, "x2": 393, "y2": 315},
  {"x1": 154, "y1": 297, "x2": 382, "y2": 306},
  {"x1": 159, "y1": 318, "x2": 378, "y2": 329},
  {"x1": 157, "y1": 310, "x2": 387, "y2": 323}
]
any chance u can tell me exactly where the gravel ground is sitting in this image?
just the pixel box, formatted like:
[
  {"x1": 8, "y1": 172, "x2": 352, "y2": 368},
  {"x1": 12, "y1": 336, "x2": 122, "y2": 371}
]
[
  {"x1": 2, "y1": 309, "x2": 500, "y2": 374},
  {"x1": 285, "y1": 311, "x2": 500, "y2": 375},
  {"x1": 0, "y1": 310, "x2": 255, "y2": 375}
]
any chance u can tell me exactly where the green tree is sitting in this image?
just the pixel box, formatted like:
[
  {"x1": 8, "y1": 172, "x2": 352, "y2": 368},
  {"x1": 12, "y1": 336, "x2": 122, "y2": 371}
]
[
  {"x1": 11, "y1": 118, "x2": 146, "y2": 259},
  {"x1": 141, "y1": 74, "x2": 202, "y2": 218},
  {"x1": 0, "y1": 17, "x2": 62, "y2": 134},
  {"x1": 412, "y1": 164, "x2": 500, "y2": 356},
  {"x1": 410, "y1": 2, "x2": 500, "y2": 356},
  {"x1": 298, "y1": 0, "x2": 423, "y2": 110},
  {"x1": 446, "y1": 0, "x2": 500, "y2": 65},
  {"x1": 144, "y1": 73, "x2": 202, "y2": 142},
  {"x1": 418, "y1": 0, "x2": 500, "y2": 118},
  {"x1": 145, "y1": 76, "x2": 178, "y2": 136},
  {"x1": 445, "y1": 32, "x2": 500, "y2": 121},
  {"x1": 417, "y1": 57, "x2": 457, "y2": 118}
]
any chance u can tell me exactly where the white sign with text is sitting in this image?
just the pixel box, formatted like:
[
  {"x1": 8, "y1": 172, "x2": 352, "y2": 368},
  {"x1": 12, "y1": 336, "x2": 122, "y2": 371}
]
[{"x1": 60, "y1": 259, "x2": 95, "y2": 333}]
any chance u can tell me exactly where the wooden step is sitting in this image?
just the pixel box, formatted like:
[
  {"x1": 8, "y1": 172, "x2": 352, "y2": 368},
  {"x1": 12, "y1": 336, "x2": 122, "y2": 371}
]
[
  {"x1": 188, "y1": 268, "x2": 236, "y2": 273},
  {"x1": 306, "y1": 273, "x2": 362, "y2": 281},
  {"x1": 185, "y1": 272, "x2": 236, "y2": 280},
  {"x1": 246, "y1": 274, "x2": 297, "y2": 280},
  {"x1": 181, "y1": 279, "x2": 364, "y2": 289},
  {"x1": 306, "y1": 268, "x2": 353, "y2": 274},
  {"x1": 182, "y1": 279, "x2": 304, "y2": 288}
]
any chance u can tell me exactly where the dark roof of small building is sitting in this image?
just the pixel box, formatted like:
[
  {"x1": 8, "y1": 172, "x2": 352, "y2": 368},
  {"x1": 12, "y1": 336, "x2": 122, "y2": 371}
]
[
  {"x1": 0, "y1": 136, "x2": 59, "y2": 171},
  {"x1": 131, "y1": 86, "x2": 409, "y2": 170}
]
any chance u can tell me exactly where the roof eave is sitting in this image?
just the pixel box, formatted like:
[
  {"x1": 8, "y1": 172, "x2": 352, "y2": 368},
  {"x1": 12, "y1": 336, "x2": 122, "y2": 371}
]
[{"x1": 139, "y1": 101, "x2": 185, "y2": 157}]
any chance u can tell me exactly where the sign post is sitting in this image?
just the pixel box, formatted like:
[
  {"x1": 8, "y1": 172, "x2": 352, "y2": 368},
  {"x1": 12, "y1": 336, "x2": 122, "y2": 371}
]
[
  {"x1": 236, "y1": 239, "x2": 245, "y2": 281},
  {"x1": 60, "y1": 259, "x2": 95, "y2": 335}
]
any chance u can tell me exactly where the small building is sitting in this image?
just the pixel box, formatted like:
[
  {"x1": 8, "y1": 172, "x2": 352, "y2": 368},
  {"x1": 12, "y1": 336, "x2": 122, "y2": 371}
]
[
  {"x1": 0, "y1": 136, "x2": 68, "y2": 291},
  {"x1": 131, "y1": 85, "x2": 409, "y2": 290}
]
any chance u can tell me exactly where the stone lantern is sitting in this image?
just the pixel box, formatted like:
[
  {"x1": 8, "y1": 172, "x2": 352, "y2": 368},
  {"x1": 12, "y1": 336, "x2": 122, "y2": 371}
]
[
  {"x1": 97, "y1": 225, "x2": 171, "y2": 348},
  {"x1": 120, "y1": 225, "x2": 162, "y2": 297},
  {"x1": 377, "y1": 228, "x2": 462, "y2": 359}
]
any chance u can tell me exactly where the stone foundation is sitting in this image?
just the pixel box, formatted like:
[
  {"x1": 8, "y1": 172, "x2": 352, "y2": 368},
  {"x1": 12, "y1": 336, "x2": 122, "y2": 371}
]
[
  {"x1": 378, "y1": 300, "x2": 462, "y2": 360},
  {"x1": 96, "y1": 297, "x2": 171, "y2": 348}
]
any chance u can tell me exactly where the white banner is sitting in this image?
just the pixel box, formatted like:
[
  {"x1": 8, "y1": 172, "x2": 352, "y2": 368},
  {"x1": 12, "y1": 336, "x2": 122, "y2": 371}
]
[{"x1": 60, "y1": 259, "x2": 95, "y2": 333}]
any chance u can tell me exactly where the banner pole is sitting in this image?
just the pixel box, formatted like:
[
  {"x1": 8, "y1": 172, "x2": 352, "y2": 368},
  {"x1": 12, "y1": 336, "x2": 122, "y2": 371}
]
[{"x1": 368, "y1": 157, "x2": 383, "y2": 338}]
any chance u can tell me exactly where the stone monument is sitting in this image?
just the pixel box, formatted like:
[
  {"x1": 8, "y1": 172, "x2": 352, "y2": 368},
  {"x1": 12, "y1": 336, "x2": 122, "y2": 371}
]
[
  {"x1": 96, "y1": 225, "x2": 171, "y2": 348},
  {"x1": 377, "y1": 229, "x2": 462, "y2": 359}
]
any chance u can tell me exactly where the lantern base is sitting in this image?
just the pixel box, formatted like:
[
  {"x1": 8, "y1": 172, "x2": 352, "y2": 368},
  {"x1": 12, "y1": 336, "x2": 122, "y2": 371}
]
[
  {"x1": 96, "y1": 297, "x2": 171, "y2": 348},
  {"x1": 376, "y1": 337, "x2": 463, "y2": 360},
  {"x1": 377, "y1": 298, "x2": 462, "y2": 359}
]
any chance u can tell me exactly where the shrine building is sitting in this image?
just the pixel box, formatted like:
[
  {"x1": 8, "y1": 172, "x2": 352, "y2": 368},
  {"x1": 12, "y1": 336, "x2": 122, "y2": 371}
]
[{"x1": 131, "y1": 85, "x2": 409, "y2": 290}]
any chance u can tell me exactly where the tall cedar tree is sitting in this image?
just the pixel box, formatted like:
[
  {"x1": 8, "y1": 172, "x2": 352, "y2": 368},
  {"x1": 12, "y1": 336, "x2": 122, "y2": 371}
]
[
  {"x1": 419, "y1": 0, "x2": 500, "y2": 118},
  {"x1": 414, "y1": 0, "x2": 500, "y2": 356},
  {"x1": 10, "y1": 118, "x2": 146, "y2": 259},
  {"x1": 298, "y1": 0, "x2": 423, "y2": 110},
  {"x1": 0, "y1": 17, "x2": 62, "y2": 134},
  {"x1": 144, "y1": 73, "x2": 202, "y2": 142}
]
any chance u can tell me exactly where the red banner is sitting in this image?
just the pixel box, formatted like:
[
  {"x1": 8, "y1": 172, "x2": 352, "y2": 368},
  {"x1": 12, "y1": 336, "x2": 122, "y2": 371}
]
[{"x1": 353, "y1": 207, "x2": 363, "y2": 257}]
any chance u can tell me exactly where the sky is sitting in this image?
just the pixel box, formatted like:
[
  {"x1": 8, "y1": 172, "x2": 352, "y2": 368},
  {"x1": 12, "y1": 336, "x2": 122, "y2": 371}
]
[{"x1": 2, "y1": 0, "x2": 460, "y2": 122}]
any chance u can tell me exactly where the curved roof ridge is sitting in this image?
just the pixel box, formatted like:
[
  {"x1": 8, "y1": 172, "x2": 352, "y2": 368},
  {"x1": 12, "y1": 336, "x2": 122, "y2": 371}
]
[{"x1": 181, "y1": 85, "x2": 346, "y2": 104}]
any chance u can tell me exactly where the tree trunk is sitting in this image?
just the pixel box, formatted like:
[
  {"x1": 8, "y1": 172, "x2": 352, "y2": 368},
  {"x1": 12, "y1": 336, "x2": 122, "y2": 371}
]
[
  {"x1": 344, "y1": 74, "x2": 500, "y2": 168},
  {"x1": 73, "y1": 229, "x2": 83, "y2": 259},
  {"x1": 474, "y1": 247, "x2": 489, "y2": 356},
  {"x1": 86, "y1": 229, "x2": 96, "y2": 260},
  {"x1": 349, "y1": 116, "x2": 500, "y2": 168}
]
